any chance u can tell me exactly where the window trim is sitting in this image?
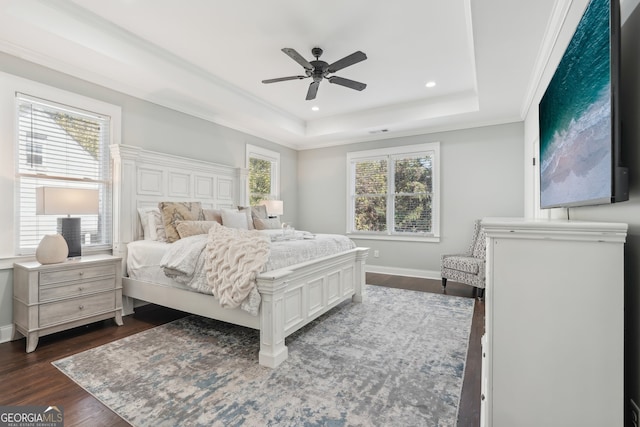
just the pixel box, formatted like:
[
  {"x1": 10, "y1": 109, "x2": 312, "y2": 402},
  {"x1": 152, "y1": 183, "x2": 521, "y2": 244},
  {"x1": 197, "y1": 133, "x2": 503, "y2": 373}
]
[
  {"x1": 245, "y1": 144, "x2": 280, "y2": 205},
  {"x1": 346, "y1": 142, "x2": 440, "y2": 242},
  {"x1": 0, "y1": 71, "x2": 121, "y2": 260}
]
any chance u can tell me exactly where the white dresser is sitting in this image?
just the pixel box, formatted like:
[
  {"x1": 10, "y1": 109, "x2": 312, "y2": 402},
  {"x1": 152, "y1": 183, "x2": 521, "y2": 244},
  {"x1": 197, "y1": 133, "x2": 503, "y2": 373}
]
[
  {"x1": 480, "y1": 218, "x2": 626, "y2": 427},
  {"x1": 13, "y1": 254, "x2": 123, "y2": 352}
]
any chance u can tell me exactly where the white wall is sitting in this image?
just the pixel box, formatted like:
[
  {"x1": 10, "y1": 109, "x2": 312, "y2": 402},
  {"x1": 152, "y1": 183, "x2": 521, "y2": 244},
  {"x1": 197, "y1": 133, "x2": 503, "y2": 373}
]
[
  {"x1": 298, "y1": 122, "x2": 525, "y2": 277},
  {"x1": 523, "y1": 1, "x2": 640, "y2": 422}
]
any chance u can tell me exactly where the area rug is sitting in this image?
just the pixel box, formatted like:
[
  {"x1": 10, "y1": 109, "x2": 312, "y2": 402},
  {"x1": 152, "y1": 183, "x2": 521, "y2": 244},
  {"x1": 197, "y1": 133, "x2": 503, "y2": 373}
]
[{"x1": 52, "y1": 285, "x2": 475, "y2": 427}]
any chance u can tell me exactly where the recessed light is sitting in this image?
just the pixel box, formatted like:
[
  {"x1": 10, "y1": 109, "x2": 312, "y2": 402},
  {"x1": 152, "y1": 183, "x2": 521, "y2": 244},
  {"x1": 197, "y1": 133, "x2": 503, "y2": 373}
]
[
  {"x1": 311, "y1": 106, "x2": 319, "y2": 111},
  {"x1": 425, "y1": 81, "x2": 436, "y2": 88}
]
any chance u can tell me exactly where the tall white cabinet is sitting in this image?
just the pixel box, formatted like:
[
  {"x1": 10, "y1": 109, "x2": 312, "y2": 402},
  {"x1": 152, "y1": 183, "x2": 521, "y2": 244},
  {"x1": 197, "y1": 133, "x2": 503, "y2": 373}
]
[{"x1": 480, "y1": 218, "x2": 626, "y2": 427}]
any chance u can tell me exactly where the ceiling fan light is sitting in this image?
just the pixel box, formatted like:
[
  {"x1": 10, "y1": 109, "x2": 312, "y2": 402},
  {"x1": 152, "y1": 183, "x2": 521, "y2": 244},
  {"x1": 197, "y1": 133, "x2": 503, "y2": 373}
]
[{"x1": 425, "y1": 81, "x2": 437, "y2": 88}]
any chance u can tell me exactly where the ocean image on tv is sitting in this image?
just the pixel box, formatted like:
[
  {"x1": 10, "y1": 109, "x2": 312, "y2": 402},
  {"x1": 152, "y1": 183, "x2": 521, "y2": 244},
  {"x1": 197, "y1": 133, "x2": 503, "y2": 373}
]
[{"x1": 539, "y1": 0, "x2": 611, "y2": 208}]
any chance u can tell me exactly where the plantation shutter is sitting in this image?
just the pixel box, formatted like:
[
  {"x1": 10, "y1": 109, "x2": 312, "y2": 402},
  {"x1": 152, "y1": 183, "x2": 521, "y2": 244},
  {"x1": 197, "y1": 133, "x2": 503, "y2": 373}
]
[{"x1": 16, "y1": 93, "x2": 112, "y2": 254}]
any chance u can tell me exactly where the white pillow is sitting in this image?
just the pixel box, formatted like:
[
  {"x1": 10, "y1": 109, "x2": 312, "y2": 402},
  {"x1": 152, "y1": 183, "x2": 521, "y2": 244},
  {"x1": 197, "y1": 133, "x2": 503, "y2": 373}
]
[
  {"x1": 221, "y1": 209, "x2": 249, "y2": 230},
  {"x1": 137, "y1": 207, "x2": 155, "y2": 240}
]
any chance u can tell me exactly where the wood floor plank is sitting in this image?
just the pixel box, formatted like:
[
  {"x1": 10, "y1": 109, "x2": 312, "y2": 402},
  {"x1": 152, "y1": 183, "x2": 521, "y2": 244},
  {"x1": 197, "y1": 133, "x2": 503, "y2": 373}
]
[{"x1": 0, "y1": 275, "x2": 483, "y2": 426}]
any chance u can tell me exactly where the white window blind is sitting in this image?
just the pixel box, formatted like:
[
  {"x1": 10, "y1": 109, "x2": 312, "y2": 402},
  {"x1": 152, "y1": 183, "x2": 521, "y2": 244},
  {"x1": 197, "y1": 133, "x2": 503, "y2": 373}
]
[
  {"x1": 347, "y1": 143, "x2": 440, "y2": 239},
  {"x1": 15, "y1": 93, "x2": 112, "y2": 254}
]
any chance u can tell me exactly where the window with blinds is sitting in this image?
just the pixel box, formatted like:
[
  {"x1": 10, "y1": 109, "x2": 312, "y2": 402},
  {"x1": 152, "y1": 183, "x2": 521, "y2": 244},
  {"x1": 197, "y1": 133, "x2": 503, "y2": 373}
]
[
  {"x1": 16, "y1": 93, "x2": 112, "y2": 254},
  {"x1": 347, "y1": 143, "x2": 439, "y2": 238}
]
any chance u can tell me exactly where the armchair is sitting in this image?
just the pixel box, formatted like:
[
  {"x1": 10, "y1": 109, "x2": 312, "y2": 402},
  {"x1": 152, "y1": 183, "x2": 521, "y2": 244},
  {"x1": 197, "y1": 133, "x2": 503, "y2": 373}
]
[{"x1": 441, "y1": 220, "x2": 486, "y2": 298}]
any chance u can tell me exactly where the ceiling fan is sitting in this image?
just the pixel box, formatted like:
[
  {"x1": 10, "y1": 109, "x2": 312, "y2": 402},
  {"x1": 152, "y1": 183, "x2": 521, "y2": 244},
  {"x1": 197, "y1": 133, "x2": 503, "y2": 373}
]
[{"x1": 262, "y1": 47, "x2": 367, "y2": 101}]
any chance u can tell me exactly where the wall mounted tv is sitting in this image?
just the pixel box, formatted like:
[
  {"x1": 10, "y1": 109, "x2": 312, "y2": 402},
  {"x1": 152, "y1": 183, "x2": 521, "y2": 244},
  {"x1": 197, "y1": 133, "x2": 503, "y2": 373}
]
[{"x1": 538, "y1": 0, "x2": 628, "y2": 209}]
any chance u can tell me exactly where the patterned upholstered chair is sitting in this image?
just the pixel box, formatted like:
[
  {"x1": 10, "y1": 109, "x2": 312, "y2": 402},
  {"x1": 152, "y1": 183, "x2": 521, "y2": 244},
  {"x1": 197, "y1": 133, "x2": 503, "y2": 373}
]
[{"x1": 441, "y1": 220, "x2": 486, "y2": 298}]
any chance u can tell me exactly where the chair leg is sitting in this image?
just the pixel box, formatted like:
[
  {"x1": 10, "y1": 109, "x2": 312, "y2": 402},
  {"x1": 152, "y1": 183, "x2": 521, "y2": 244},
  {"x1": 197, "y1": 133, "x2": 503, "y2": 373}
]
[{"x1": 441, "y1": 277, "x2": 447, "y2": 289}]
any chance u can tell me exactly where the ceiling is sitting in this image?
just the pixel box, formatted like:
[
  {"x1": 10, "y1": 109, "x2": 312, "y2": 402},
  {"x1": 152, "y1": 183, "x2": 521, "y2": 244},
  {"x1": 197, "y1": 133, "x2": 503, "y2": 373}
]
[{"x1": 0, "y1": 0, "x2": 562, "y2": 150}]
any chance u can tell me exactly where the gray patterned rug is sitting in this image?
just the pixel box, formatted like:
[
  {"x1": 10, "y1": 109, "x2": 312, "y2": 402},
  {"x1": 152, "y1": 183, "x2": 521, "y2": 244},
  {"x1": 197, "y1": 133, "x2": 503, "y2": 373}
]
[{"x1": 52, "y1": 285, "x2": 474, "y2": 427}]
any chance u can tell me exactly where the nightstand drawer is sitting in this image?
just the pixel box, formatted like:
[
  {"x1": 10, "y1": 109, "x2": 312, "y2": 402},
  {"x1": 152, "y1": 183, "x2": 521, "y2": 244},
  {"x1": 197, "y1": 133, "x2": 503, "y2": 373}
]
[
  {"x1": 39, "y1": 292, "x2": 115, "y2": 327},
  {"x1": 40, "y1": 264, "x2": 116, "y2": 285},
  {"x1": 39, "y1": 277, "x2": 116, "y2": 302}
]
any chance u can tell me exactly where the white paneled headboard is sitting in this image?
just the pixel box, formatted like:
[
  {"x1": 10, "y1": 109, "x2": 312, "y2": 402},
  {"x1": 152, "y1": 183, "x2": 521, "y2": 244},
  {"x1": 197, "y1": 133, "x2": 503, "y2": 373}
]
[{"x1": 110, "y1": 144, "x2": 247, "y2": 257}]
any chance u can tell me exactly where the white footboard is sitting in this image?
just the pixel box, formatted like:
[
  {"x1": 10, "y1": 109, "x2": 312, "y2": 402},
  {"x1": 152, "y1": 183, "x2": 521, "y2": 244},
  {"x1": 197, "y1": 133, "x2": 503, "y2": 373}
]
[{"x1": 256, "y1": 247, "x2": 368, "y2": 367}]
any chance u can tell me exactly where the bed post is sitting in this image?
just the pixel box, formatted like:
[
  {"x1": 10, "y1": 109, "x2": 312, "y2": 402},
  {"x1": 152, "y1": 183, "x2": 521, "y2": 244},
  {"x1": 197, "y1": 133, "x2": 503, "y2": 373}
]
[
  {"x1": 352, "y1": 247, "x2": 369, "y2": 303},
  {"x1": 257, "y1": 272, "x2": 290, "y2": 368},
  {"x1": 110, "y1": 144, "x2": 141, "y2": 316}
]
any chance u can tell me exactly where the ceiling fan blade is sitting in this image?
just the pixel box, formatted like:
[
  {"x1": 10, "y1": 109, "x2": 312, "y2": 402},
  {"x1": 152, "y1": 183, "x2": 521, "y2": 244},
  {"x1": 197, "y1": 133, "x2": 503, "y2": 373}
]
[
  {"x1": 282, "y1": 48, "x2": 314, "y2": 71},
  {"x1": 262, "y1": 75, "x2": 307, "y2": 84},
  {"x1": 327, "y1": 51, "x2": 367, "y2": 73},
  {"x1": 306, "y1": 81, "x2": 320, "y2": 100},
  {"x1": 328, "y1": 76, "x2": 367, "y2": 91}
]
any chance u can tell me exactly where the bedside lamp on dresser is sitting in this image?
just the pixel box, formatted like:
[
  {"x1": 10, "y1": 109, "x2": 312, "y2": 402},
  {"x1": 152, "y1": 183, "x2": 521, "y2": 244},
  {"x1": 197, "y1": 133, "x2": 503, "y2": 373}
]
[{"x1": 36, "y1": 186, "x2": 99, "y2": 258}]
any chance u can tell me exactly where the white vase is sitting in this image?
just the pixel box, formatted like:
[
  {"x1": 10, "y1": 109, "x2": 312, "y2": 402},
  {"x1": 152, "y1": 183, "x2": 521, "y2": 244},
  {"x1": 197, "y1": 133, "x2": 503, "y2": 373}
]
[{"x1": 36, "y1": 234, "x2": 69, "y2": 264}]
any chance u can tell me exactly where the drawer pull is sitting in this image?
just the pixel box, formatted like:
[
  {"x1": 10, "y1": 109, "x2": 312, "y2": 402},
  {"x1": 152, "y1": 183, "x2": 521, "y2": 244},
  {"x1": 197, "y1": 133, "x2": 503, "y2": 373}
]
[
  {"x1": 481, "y1": 394, "x2": 485, "y2": 401},
  {"x1": 78, "y1": 286, "x2": 84, "y2": 291},
  {"x1": 79, "y1": 271, "x2": 84, "y2": 276},
  {"x1": 78, "y1": 305, "x2": 84, "y2": 310}
]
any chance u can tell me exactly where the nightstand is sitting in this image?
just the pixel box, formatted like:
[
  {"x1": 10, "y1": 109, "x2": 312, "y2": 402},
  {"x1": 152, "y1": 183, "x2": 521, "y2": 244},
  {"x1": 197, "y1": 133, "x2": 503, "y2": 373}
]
[{"x1": 13, "y1": 254, "x2": 123, "y2": 352}]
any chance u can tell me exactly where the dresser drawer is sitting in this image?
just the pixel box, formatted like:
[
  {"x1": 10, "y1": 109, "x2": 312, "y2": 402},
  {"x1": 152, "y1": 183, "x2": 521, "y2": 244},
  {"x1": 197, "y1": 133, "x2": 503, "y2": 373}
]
[
  {"x1": 39, "y1": 277, "x2": 116, "y2": 302},
  {"x1": 39, "y1": 292, "x2": 115, "y2": 327},
  {"x1": 40, "y1": 264, "x2": 116, "y2": 285}
]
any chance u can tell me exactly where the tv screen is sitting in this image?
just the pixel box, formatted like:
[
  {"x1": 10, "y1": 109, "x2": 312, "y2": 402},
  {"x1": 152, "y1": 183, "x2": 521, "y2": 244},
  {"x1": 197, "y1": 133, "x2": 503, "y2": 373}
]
[{"x1": 538, "y1": 0, "x2": 626, "y2": 209}]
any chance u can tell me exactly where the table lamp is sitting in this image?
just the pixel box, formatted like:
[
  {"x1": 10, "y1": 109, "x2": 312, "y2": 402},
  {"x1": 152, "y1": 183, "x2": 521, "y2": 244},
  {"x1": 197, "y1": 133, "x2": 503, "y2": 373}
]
[{"x1": 36, "y1": 187, "x2": 99, "y2": 258}]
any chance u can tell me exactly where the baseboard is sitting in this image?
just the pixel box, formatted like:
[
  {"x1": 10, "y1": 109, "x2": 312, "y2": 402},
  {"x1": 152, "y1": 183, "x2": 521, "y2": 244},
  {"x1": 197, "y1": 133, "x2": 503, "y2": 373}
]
[
  {"x1": 0, "y1": 323, "x2": 16, "y2": 344},
  {"x1": 365, "y1": 265, "x2": 441, "y2": 280}
]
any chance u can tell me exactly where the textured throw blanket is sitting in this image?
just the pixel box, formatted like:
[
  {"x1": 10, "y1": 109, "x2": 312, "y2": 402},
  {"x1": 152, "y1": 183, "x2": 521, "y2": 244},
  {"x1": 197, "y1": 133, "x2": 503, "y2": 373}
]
[
  {"x1": 204, "y1": 223, "x2": 270, "y2": 311},
  {"x1": 160, "y1": 227, "x2": 269, "y2": 315}
]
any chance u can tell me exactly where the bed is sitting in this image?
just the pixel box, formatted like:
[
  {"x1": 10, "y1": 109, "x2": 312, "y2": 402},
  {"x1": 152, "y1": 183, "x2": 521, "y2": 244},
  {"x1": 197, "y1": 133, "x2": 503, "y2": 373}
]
[{"x1": 110, "y1": 144, "x2": 368, "y2": 367}]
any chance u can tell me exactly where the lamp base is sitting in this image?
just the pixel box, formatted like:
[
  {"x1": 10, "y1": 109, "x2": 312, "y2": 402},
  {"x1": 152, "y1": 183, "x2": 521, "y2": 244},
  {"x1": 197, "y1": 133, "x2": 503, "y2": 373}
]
[{"x1": 57, "y1": 217, "x2": 81, "y2": 258}]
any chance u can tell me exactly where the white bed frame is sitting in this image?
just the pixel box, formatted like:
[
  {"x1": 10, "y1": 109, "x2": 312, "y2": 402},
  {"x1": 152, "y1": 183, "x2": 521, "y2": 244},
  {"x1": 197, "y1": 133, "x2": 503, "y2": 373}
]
[{"x1": 110, "y1": 145, "x2": 368, "y2": 368}]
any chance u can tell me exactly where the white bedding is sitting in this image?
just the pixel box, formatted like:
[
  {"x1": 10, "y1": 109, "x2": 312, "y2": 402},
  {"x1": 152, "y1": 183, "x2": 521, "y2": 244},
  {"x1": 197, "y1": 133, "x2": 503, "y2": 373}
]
[{"x1": 126, "y1": 230, "x2": 356, "y2": 312}]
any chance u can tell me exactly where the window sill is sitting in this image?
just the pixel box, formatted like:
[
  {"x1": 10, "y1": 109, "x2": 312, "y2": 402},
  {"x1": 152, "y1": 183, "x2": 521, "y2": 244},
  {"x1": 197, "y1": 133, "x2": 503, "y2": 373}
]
[{"x1": 346, "y1": 233, "x2": 440, "y2": 243}]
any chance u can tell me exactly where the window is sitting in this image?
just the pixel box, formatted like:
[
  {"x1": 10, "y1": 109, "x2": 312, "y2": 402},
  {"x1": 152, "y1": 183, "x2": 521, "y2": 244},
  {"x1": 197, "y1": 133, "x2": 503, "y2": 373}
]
[
  {"x1": 15, "y1": 93, "x2": 114, "y2": 254},
  {"x1": 347, "y1": 143, "x2": 440, "y2": 241},
  {"x1": 246, "y1": 144, "x2": 280, "y2": 205}
]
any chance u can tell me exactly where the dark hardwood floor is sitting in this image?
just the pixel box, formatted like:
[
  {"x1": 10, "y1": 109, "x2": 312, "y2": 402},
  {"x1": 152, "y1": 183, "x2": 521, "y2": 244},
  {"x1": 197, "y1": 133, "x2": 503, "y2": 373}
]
[{"x1": 0, "y1": 274, "x2": 484, "y2": 426}]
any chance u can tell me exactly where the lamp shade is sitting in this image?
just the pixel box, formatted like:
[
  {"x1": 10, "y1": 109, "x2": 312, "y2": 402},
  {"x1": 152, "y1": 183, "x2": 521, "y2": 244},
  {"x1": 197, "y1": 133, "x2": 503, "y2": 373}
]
[
  {"x1": 259, "y1": 199, "x2": 283, "y2": 216},
  {"x1": 36, "y1": 187, "x2": 99, "y2": 215}
]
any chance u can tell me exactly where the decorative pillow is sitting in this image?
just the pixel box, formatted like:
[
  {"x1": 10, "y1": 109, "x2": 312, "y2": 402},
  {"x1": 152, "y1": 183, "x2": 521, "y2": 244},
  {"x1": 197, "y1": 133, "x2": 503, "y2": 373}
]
[
  {"x1": 237, "y1": 206, "x2": 255, "y2": 230},
  {"x1": 253, "y1": 217, "x2": 282, "y2": 230},
  {"x1": 251, "y1": 204, "x2": 268, "y2": 220},
  {"x1": 176, "y1": 220, "x2": 220, "y2": 238},
  {"x1": 159, "y1": 201, "x2": 204, "y2": 243},
  {"x1": 221, "y1": 209, "x2": 249, "y2": 230},
  {"x1": 203, "y1": 208, "x2": 223, "y2": 225}
]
